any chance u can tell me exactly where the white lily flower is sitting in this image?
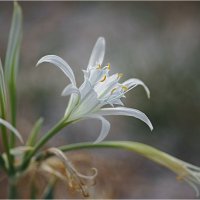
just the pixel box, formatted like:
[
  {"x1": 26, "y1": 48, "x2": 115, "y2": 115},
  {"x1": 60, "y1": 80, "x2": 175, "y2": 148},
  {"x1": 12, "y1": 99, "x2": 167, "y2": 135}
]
[{"x1": 37, "y1": 37, "x2": 153, "y2": 143}]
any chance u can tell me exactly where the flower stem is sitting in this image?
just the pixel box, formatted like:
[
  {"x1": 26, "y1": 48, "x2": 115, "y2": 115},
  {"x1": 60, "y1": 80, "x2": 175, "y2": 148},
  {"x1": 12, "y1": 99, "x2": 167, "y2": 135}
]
[
  {"x1": 20, "y1": 119, "x2": 68, "y2": 171},
  {"x1": 9, "y1": 177, "x2": 18, "y2": 199}
]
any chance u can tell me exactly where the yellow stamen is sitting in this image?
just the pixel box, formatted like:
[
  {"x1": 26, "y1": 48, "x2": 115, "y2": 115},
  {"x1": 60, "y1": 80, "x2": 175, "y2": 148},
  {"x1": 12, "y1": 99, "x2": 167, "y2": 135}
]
[
  {"x1": 107, "y1": 63, "x2": 111, "y2": 70},
  {"x1": 100, "y1": 75, "x2": 107, "y2": 82},
  {"x1": 122, "y1": 85, "x2": 128, "y2": 91},
  {"x1": 111, "y1": 88, "x2": 117, "y2": 94},
  {"x1": 96, "y1": 64, "x2": 101, "y2": 69},
  {"x1": 117, "y1": 73, "x2": 123, "y2": 78}
]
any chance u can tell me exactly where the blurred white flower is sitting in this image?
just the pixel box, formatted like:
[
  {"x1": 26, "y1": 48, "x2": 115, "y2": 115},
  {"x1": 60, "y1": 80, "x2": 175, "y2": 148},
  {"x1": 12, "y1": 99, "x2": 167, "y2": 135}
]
[{"x1": 37, "y1": 37, "x2": 153, "y2": 143}]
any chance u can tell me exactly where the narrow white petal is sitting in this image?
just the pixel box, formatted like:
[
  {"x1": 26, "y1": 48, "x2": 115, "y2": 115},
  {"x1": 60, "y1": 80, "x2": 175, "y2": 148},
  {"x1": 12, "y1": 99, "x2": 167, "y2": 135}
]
[
  {"x1": 88, "y1": 68, "x2": 106, "y2": 86},
  {"x1": 61, "y1": 84, "x2": 80, "y2": 97},
  {"x1": 36, "y1": 55, "x2": 76, "y2": 86},
  {"x1": 86, "y1": 115, "x2": 110, "y2": 143},
  {"x1": 123, "y1": 78, "x2": 150, "y2": 98},
  {"x1": 97, "y1": 107, "x2": 153, "y2": 131},
  {"x1": 64, "y1": 94, "x2": 79, "y2": 118},
  {"x1": 94, "y1": 73, "x2": 119, "y2": 98},
  {"x1": 0, "y1": 118, "x2": 24, "y2": 143},
  {"x1": 69, "y1": 89, "x2": 99, "y2": 120},
  {"x1": 88, "y1": 37, "x2": 105, "y2": 69},
  {"x1": 79, "y1": 78, "x2": 93, "y2": 100}
]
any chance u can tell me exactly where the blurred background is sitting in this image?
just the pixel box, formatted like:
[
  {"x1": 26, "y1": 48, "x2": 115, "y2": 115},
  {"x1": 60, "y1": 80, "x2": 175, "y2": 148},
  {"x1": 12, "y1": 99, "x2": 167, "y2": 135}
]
[{"x1": 1, "y1": 1, "x2": 200, "y2": 198}]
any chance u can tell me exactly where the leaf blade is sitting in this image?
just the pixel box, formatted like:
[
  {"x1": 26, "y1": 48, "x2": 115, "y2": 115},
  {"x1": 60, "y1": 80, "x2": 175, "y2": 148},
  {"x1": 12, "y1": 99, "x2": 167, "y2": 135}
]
[{"x1": 4, "y1": 2, "x2": 23, "y2": 147}]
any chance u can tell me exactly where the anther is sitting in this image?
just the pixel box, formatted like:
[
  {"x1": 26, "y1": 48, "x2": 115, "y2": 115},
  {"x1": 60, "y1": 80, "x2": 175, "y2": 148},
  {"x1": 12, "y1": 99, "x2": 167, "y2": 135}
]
[
  {"x1": 111, "y1": 88, "x2": 117, "y2": 94},
  {"x1": 96, "y1": 64, "x2": 101, "y2": 69},
  {"x1": 122, "y1": 85, "x2": 128, "y2": 91},
  {"x1": 107, "y1": 63, "x2": 111, "y2": 70},
  {"x1": 100, "y1": 75, "x2": 107, "y2": 82}
]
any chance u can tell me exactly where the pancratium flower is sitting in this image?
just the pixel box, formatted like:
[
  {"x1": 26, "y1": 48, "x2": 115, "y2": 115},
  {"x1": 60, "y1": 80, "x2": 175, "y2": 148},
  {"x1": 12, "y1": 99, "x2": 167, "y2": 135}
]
[{"x1": 37, "y1": 37, "x2": 153, "y2": 143}]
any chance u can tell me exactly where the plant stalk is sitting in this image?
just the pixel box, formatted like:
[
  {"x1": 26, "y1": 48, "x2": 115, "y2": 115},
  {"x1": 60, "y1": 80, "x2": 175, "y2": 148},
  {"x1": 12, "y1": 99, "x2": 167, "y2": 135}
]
[
  {"x1": 9, "y1": 177, "x2": 18, "y2": 199},
  {"x1": 20, "y1": 119, "x2": 68, "y2": 171}
]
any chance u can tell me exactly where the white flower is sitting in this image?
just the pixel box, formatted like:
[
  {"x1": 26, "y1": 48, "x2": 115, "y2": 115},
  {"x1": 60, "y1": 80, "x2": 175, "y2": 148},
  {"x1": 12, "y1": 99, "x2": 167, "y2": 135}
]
[{"x1": 37, "y1": 37, "x2": 153, "y2": 143}]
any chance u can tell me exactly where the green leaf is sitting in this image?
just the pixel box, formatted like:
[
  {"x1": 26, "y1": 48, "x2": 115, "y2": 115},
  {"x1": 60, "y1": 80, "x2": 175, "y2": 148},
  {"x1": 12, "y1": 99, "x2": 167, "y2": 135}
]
[
  {"x1": 59, "y1": 141, "x2": 176, "y2": 168},
  {"x1": 59, "y1": 141, "x2": 200, "y2": 195},
  {"x1": 23, "y1": 118, "x2": 43, "y2": 161},
  {"x1": 0, "y1": 59, "x2": 7, "y2": 118},
  {"x1": 5, "y1": 2, "x2": 22, "y2": 81},
  {"x1": 4, "y1": 2, "x2": 23, "y2": 147},
  {"x1": 0, "y1": 60, "x2": 12, "y2": 172},
  {"x1": 26, "y1": 118, "x2": 44, "y2": 147},
  {"x1": 0, "y1": 154, "x2": 5, "y2": 171}
]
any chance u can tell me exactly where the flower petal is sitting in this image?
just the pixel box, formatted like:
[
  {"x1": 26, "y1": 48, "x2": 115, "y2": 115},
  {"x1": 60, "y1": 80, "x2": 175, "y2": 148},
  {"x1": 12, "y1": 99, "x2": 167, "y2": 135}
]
[
  {"x1": 64, "y1": 94, "x2": 80, "y2": 118},
  {"x1": 69, "y1": 89, "x2": 100, "y2": 120},
  {"x1": 0, "y1": 118, "x2": 24, "y2": 143},
  {"x1": 88, "y1": 37, "x2": 105, "y2": 70},
  {"x1": 36, "y1": 55, "x2": 76, "y2": 86},
  {"x1": 79, "y1": 77, "x2": 92, "y2": 100},
  {"x1": 62, "y1": 84, "x2": 80, "y2": 118},
  {"x1": 86, "y1": 115, "x2": 110, "y2": 143},
  {"x1": 123, "y1": 78, "x2": 150, "y2": 98},
  {"x1": 97, "y1": 107, "x2": 153, "y2": 131},
  {"x1": 61, "y1": 84, "x2": 80, "y2": 97}
]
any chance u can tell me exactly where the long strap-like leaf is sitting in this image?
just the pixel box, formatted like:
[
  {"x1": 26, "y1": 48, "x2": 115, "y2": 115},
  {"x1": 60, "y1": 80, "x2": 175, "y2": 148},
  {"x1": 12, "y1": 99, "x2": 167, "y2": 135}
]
[
  {"x1": 0, "y1": 59, "x2": 7, "y2": 116},
  {"x1": 4, "y1": 2, "x2": 23, "y2": 148},
  {"x1": 59, "y1": 141, "x2": 200, "y2": 196}
]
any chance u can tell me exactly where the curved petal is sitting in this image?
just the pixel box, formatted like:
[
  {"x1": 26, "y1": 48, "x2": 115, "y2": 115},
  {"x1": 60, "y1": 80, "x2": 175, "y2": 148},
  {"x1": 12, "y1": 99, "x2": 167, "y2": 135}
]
[
  {"x1": 86, "y1": 115, "x2": 110, "y2": 143},
  {"x1": 36, "y1": 55, "x2": 76, "y2": 86},
  {"x1": 123, "y1": 78, "x2": 150, "y2": 98},
  {"x1": 69, "y1": 89, "x2": 100, "y2": 120},
  {"x1": 64, "y1": 94, "x2": 80, "y2": 118},
  {"x1": 0, "y1": 118, "x2": 24, "y2": 143},
  {"x1": 61, "y1": 84, "x2": 80, "y2": 97},
  {"x1": 97, "y1": 107, "x2": 153, "y2": 131},
  {"x1": 79, "y1": 78, "x2": 92, "y2": 100},
  {"x1": 88, "y1": 37, "x2": 105, "y2": 70}
]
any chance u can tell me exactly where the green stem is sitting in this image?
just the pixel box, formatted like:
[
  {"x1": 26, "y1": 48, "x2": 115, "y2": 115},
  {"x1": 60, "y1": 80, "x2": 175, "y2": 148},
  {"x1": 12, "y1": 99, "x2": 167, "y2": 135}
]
[
  {"x1": 20, "y1": 119, "x2": 68, "y2": 171},
  {"x1": 0, "y1": 107, "x2": 14, "y2": 173},
  {"x1": 9, "y1": 177, "x2": 18, "y2": 199},
  {"x1": 1, "y1": 126, "x2": 14, "y2": 173}
]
